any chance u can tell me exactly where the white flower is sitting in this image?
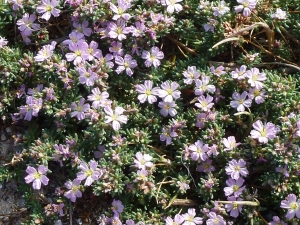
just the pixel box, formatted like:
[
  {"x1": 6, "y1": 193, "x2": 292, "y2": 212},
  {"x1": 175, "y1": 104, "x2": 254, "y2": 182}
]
[{"x1": 104, "y1": 106, "x2": 127, "y2": 131}]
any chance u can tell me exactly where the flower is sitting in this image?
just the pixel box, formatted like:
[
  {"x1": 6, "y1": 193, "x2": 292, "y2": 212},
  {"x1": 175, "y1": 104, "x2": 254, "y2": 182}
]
[
  {"x1": 115, "y1": 54, "x2": 137, "y2": 76},
  {"x1": 136, "y1": 169, "x2": 149, "y2": 181},
  {"x1": 73, "y1": 20, "x2": 92, "y2": 36},
  {"x1": 134, "y1": 152, "x2": 153, "y2": 170},
  {"x1": 223, "y1": 136, "x2": 240, "y2": 151},
  {"x1": 188, "y1": 140, "x2": 209, "y2": 162},
  {"x1": 76, "y1": 160, "x2": 102, "y2": 186},
  {"x1": 234, "y1": 0, "x2": 257, "y2": 17},
  {"x1": 280, "y1": 194, "x2": 300, "y2": 219},
  {"x1": 245, "y1": 68, "x2": 267, "y2": 89},
  {"x1": 268, "y1": 216, "x2": 287, "y2": 225},
  {"x1": 195, "y1": 113, "x2": 207, "y2": 129},
  {"x1": 108, "y1": 19, "x2": 131, "y2": 41},
  {"x1": 25, "y1": 165, "x2": 49, "y2": 190},
  {"x1": 165, "y1": 214, "x2": 185, "y2": 225},
  {"x1": 224, "y1": 178, "x2": 245, "y2": 197},
  {"x1": 161, "y1": 0, "x2": 183, "y2": 14},
  {"x1": 197, "y1": 159, "x2": 215, "y2": 173},
  {"x1": 225, "y1": 159, "x2": 249, "y2": 180},
  {"x1": 248, "y1": 87, "x2": 267, "y2": 104},
  {"x1": 182, "y1": 66, "x2": 200, "y2": 84},
  {"x1": 0, "y1": 36, "x2": 8, "y2": 48},
  {"x1": 231, "y1": 65, "x2": 247, "y2": 80},
  {"x1": 65, "y1": 40, "x2": 90, "y2": 66},
  {"x1": 87, "y1": 88, "x2": 109, "y2": 108},
  {"x1": 230, "y1": 91, "x2": 252, "y2": 112},
  {"x1": 182, "y1": 208, "x2": 203, "y2": 225},
  {"x1": 210, "y1": 66, "x2": 226, "y2": 76},
  {"x1": 142, "y1": 46, "x2": 164, "y2": 68},
  {"x1": 111, "y1": 199, "x2": 124, "y2": 214},
  {"x1": 64, "y1": 179, "x2": 82, "y2": 202},
  {"x1": 225, "y1": 196, "x2": 243, "y2": 218},
  {"x1": 276, "y1": 165, "x2": 289, "y2": 177},
  {"x1": 36, "y1": 0, "x2": 60, "y2": 21},
  {"x1": 177, "y1": 181, "x2": 190, "y2": 193},
  {"x1": 160, "y1": 127, "x2": 178, "y2": 145},
  {"x1": 110, "y1": 0, "x2": 131, "y2": 21},
  {"x1": 158, "y1": 100, "x2": 177, "y2": 117},
  {"x1": 158, "y1": 81, "x2": 181, "y2": 103},
  {"x1": 203, "y1": 18, "x2": 217, "y2": 33},
  {"x1": 212, "y1": 1, "x2": 230, "y2": 17},
  {"x1": 206, "y1": 212, "x2": 226, "y2": 225},
  {"x1": 70, "y1": 98, "x2": 90, "y2": 120},
  {"x1": 77, "y1": 66, "x2": 98, "y2": 86},
  {"x1": 194, "y1": 76, "x2": 216, "y2": 96},
  {"x1": 19, "y1": 96, "x2": 43, "y2": 121},
  {"x1": 104, "y1": 106, "x2": 127, "y2": 131},
  {"x1": 250, "y1": 120, "x2": 277, "y2": 144},
  {"x1": 271, "y1": 8, "x2": 287, "y2": 20},
  {"x1": 16, "y1": 13, "x2": 40, "y2": 37},
  {"x1": 135, "y1": 80, "x2": 160, "y2": 104},
  {"x1": 195, "y1": 95, "x2": 214, "y2": 112}
]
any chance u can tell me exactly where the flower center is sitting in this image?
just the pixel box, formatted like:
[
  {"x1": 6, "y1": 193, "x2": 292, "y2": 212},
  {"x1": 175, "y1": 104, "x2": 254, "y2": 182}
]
[
  {"x1": 74, "y1": 50, "x2": 82, "y2": 56},
  {"x1": 233, "y1": 185, "x2": 239, "y2": 192},
  {"x1": 45, "y1": 5, "x2": 52, "y2": 12},
  {"x1": 33, "y1": 172, "x2": 42, "y2": 179},
  {"x1": 290, "y1": 202, "x2": 299, "y2": 210},
  {"x1": 84, "y1": 169, "x2": 93, "y2": 177},
  {"x1": 234, "y1": 165, "x2": 240, "y2": 171}
]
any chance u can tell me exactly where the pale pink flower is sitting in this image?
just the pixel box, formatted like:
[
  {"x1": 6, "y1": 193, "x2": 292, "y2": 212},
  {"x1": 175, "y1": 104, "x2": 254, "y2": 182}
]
[
  {"x1": 182, "y1": 66, "x2": 200, "y2": 84},
  {"x1": 268, "y1": 216, "x2": 287, "y2": 225},
  {"x1": 160, "y1": 127, "x2": 178, "y2": 145},
  {"x1": 161, "y1": 0, "x2": 183, "y2": 14},
  {"x1": 36, "y1": 0, "x2": 60, "y2": 21},
  {"x1": 73, "y1": 20, "x2": 92, "y2": 36},
  {"x1": 248, "y1": 87, "x2": 267, "y2": 104},
  {"x1": 16, "y1": 13, "x2": 40, "y2": 36},
  {"x1": 195, "y1": 94, "x2": 214, "y2": 112},
  {"x1": 111, "y1": 199, "x2": 124, "y2": 214},
  {"x1": 245, "y1": 68, "x2": 267, "y2": 89},
  {"x1": 188, "y1": 140, "x2": 209, "y2": 162},
  {"x1": 225, "y1": 196, "x2": 243, "y2": 218},
  {"x1": 223, "y1": 136, "x2": 240, "y2": 151},
  {"x1": 224, "y1": 178, "x2": 245, "y2": 197},
  {"x1": 212, "y1": 1, "x2": 230, "y2": 17},
  {"x1": 182, "y1": 208, "x2": 203, "y2": 225},
  {"x1": 64, "y1": 179, "x2": 82, "y2": 202},
  {"x1": 206, "y1": 212, "x2": 226, "y2": 225},
  {"x1": 77, "y1": 66, "x2": 98, "y2": 86},
  {"x1": 136, "y1": 169, "x2": 148, "y2": 181},
  {"x1": 104, "y1": 106, "x2": 127, "y2": 131},
  {"x1": 194, "y1": 76, "x2": 216, "y2": 95},
  {"x1": 280, "y1": 194, "x2": 300, "y2": 219},
  {"x1": 250, "y1": 120, "x2": 277, "y2": 144},
  {"x1": 108, "y1": 19, "x2": 131, "y2": 41},
  {"x1": 115, "y1": 54, "x2": 137, "y2": 76},
  {"x1": 230, "y1": 91, "x2": 252, "y2": 112},
  {"x1": 70, "y1": 98, "x2": 90, "y2": 120},
  {"x1": 65, "y1": 40, "x2": 90, "y2": 66},
  {"x1": 76, "y1": 160, "x2": 101, "y2": 186},
  {"x1": 234, "y1": 0, "x2": 257, "y2": 17},
  {"x1": 165, "y1": 214, "x2": 184, "y2": 225},
  {"x1": 142, "y1": 46, "x2": 164, "y2": 68},
  {"x1": 34, "y1": 41, "x2": 56, "y2": 62},
  {"x1": 225, "y1": 159, "x2": 249, "y2": 180},
  {"x1": 158, "y1": 81, "x2": 181, "y2": 103},
  {"x1": 110, "y1": 0, "x2": 131, "y2": 21},
  {"x1": 276, "y1": 165, "x2": 289, "y2": 177},
  {"x1": 231, "y1": 65, "x2": 247, "y2": 80},
  {"x1": 271, "y1": 8, "x2": 287, "y2": 20},
  {"x1": 210, "y1": 65, "x2": 226, "y2": 76},
  {"x1": 87, "y1": 88, "x2": 109, "y2": 108},
  {"x1": 25, "y1": 165, "x2": 49, "y2": 190},
  {"x1": 134, "y1": 152, "x2": 153, "y2": 170},
  {"x1": 158, "y1": 101, "x2": 177, "y2": 117},
  {"x1": 135, "y1": 80, "x2": 160, "y2": 104}
]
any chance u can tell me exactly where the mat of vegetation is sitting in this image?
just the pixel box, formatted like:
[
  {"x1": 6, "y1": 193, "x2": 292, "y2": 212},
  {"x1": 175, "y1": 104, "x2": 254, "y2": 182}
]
[{"x1": 1, "y1": 0, "x2": 300, "y2": 224}]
